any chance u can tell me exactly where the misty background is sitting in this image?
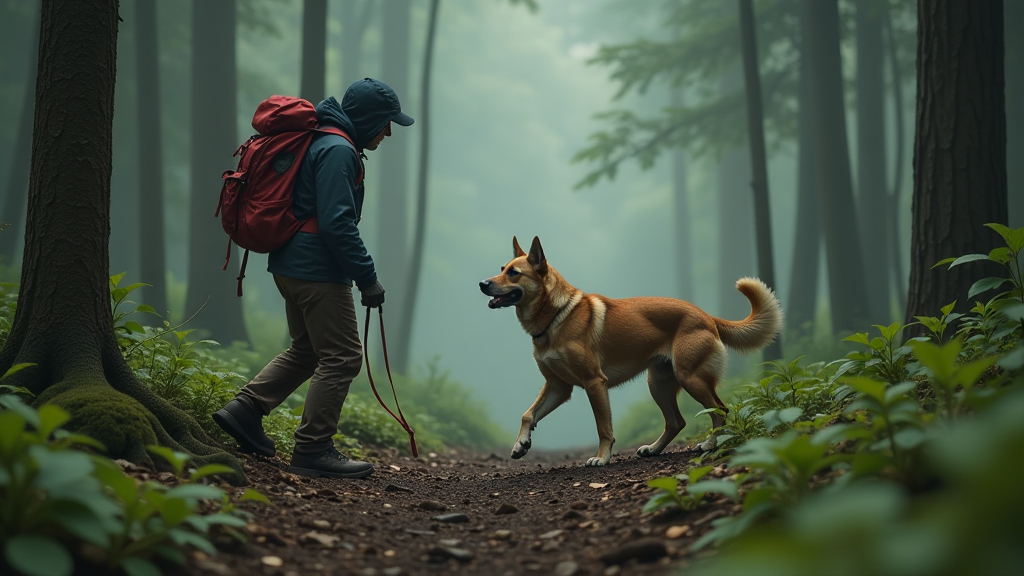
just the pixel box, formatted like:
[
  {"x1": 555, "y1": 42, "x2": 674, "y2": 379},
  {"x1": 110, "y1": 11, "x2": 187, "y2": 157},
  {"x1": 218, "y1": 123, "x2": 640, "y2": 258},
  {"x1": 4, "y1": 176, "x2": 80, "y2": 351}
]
[{"x1": 0, "y1": 0, "x2": 1020, "y2": 449}]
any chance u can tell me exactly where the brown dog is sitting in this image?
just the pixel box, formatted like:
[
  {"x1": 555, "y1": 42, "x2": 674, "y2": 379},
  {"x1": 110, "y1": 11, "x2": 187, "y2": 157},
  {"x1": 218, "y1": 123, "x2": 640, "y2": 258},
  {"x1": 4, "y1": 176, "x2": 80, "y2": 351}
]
[{"x1": 479, "y1": 236, "x2": 783, "y2": 466}]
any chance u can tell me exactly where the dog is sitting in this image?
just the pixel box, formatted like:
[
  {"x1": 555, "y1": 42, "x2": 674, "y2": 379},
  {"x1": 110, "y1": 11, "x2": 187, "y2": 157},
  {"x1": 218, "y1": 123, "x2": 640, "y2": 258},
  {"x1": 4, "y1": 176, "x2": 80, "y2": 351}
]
[{"x1": 479, "y1": 236, "x2": 783, "y2": 467}]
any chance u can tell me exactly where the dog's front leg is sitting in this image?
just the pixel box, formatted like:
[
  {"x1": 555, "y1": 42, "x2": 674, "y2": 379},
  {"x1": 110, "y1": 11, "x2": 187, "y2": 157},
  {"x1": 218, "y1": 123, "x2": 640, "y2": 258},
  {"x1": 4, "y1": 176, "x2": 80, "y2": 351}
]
[
  {"x1": 512, "y1": 380, "x2": 571, "y2": 460},
  {"x1": 583, "y1": 379, "x2": 614, "y2": 466}
]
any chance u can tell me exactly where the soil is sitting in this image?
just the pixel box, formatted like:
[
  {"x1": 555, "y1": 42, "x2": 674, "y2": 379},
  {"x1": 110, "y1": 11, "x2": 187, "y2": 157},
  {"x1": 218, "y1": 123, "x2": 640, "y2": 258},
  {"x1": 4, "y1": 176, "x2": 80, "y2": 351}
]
[{"x1": 177, "y1": 442, "x2": 739, "y2": 576}]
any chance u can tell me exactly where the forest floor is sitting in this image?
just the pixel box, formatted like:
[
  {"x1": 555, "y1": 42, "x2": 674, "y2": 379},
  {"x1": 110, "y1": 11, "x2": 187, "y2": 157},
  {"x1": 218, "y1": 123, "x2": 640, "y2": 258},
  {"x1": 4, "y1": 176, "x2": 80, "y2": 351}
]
[{"x1": 171, "y1": 442, "x2": 739, "y2": 576}]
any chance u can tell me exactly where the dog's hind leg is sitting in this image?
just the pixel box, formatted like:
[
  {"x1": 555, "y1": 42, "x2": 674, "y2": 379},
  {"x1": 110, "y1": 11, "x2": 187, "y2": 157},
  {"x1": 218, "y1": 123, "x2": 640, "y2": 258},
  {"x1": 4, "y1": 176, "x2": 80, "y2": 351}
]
[
  {"x1": 676, "y1": 339, "x2": 729, "y2": 451},
  {"x1": 512, "y1": 379, "x2": 572, "y2": 460},
  {"x1": 637, "y1": 361, "x2": 684, "y2": 458}
]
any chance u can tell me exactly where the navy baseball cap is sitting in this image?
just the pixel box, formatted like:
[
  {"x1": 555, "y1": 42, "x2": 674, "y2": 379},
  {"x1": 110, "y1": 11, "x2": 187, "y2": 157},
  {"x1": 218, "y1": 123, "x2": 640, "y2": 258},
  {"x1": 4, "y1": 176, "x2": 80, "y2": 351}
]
[{"x1": 345, "y1": 78, "x2": 414, "y2": 127}]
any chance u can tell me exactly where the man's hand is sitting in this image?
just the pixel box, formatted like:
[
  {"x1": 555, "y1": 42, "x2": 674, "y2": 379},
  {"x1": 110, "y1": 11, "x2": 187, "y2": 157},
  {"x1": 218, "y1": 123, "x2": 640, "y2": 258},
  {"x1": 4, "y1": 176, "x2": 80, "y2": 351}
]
[{"x1": 360, "y1": 281, "x2": 385, "y2": 308}]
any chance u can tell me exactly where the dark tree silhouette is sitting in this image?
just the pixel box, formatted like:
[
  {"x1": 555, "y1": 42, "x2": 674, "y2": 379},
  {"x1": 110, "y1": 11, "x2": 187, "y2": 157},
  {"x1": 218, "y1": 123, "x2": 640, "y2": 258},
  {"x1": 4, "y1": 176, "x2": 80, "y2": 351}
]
[
  {"x1": 184, "y1": 0, "x2": 249, "y2": 345},
  {"x1": 300, "y1": 0, "x2": 327, "y2": 103},
  {"x1": 136, "y1": 0, "x2": 168, "y2": 317},
  {"x1": 0, "y1": 0, "x2": 241, "y2": 480},
  {"x1": 1006, "y1": 0, "x2": 1023, "y2": 229},
  {"x1": 671, "y1": 85, "x2": 693, "y2": 301},
  {"x1": 904, "y1": 0, "x2": 1007, "y2": 338},
  {"x1": 340, "y1": 0, "x2": 374, "y2": 87}
]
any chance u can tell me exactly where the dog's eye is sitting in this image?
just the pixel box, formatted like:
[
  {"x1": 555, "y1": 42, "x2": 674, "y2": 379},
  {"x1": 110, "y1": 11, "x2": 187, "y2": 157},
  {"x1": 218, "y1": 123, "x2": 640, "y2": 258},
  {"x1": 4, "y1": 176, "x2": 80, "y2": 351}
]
[{"x1": 507, "y1": 268, "x2": 520, "y2": 278}]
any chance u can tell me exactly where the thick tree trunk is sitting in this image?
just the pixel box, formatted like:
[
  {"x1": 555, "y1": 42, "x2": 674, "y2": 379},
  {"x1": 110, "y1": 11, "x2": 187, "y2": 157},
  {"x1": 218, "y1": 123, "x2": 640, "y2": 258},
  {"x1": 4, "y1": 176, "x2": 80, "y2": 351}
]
[
  {"x1": 184, "y1": 0, "x2": 250, "y2": 345},
  {"x1": 904, "y1": 0, "x2": 1007, "y2": 339},
  {"x1": 787, "y1": 6, "x2": 820, "y2": 340},
  {"x1": 803, "y1": 0, "x2": 872, "y2": 334},
  {"x1": 300, "y1": 0, "x2": 327, "y2": 103},
  {"x1": 136, "y1": 0, "x2": 168, "y2": 317},
  {"x1": 737, "y1": 0, "x2": 780, "y2": 361},
  {"x1": 0, "y1": 4, "x2": 40, "y2": 268},
  {"x1": 397, "y1": 0, "x2": 440, "y2": 369},
  {"x1": 0, "y1": 0, "x2": 241, "y2": 482},
  {"x1": 671, "y1": 87, "x2": 693, "y2": 301},
  {"x1": 855, "y1": 0, "x2": 891, "y2": 322},
  {"x1": 1006, "y1": 0, "x2": 1023, "y2": 229},
  {"x1": 379, "y1": 0, "x2": 412, "y2": 374}
]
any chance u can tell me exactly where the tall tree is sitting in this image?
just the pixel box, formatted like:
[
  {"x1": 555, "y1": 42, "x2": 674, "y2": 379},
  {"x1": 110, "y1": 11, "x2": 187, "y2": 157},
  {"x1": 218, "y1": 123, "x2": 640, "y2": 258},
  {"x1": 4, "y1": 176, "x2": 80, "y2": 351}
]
[
  {"x1": 1005, "y1": 0, "x2": 1023, "y2": 229},
  {"x1": 737, "y1": 0, "x2": 781, "y2": 361},
  {"x1": 184, "y1": 0, "x2": 249, "y2": 345},
  {"x1": 378, "y1": 0, "x2": 413, "y2": 373},
  {"x1": 904, "y1": 0, "x2": 1007, "y2": 338},
  {"x1": 300, "y1": 0, "x2": 327, "y2": 103},
  {"x1": 803, "y1": 0, "x2": 871, "y2": 334},
  {"x1": 787, "y1": 3, "x2": 820, "y2": 339},
  {"x1": 0, "y1": 3, "x2": 40, "y2": 268},
  {"x1": 855, "y1": 0, "x2": 891, "y2": 322},
  {"x1": 0, "y1": 0, "x2": 239, "y2": 477},
  {"x1": 339, "y1": 0, "x2": 374, "y2": 88},
  {"x1": 136, "y1": 0, "x2": 168, "y2": 317},
  {"x1": 397, "y1": 0, "x2": 441, "y2": 369},
  {"x1": 671, "y1": 86, "x2": 693, "y2": 301}
]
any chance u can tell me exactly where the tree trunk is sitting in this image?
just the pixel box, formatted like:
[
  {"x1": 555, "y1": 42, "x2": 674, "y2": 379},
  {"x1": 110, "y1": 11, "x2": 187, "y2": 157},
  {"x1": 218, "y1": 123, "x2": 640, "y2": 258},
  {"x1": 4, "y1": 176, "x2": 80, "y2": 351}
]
[
  {"x1": 340, "y1": 0, "x2": 373, "y2": 88},
  {"x1": 737, "y1": 0, "x2": 781, "y2": 361},
  {"x1": 300, "y1": 0, "x2": 327, "y2": 103},
  {"x1": 855, "y1": 0, "x2": 891, "y2": 322},
  {"x1": 787, "y1": 4, "x2": 820, "y2": 340},
  {"x1": 0, "y1": 3, "x2": 40, "y2": 268},
  {"x1": 671, "y1": 86, "x2": 693, "y2": 301},
  {"x1": 0, "y1": 0, "x2": 241, "y2": 481},
  {"x1": 184, "y1": 0, "x2": 250, "y2": 345},
  {"x1": 803, "y1": 0, "x2": 872, "y2": 335},
  {"x1": 109, "y1": 0, "x2": 139, "y2": 279},
  {"x1": 1005, "y1": 0, "x2": 1023, "y2": 229},
  {"x1": 904, "y1": 0, "x2": 1007, "y2": 339},
  {"x1": 883, "y1": 9, "x2": 908, "y2": 317},
  {"x1": 136, "y1": 0, "x2": 168, "y2": 318},
  {"x1": 396, "y1": 0, "x2": 440, "y2": 369},
  {"x1": 379, "y1": 0, "x2": 412, "y2": 374}
]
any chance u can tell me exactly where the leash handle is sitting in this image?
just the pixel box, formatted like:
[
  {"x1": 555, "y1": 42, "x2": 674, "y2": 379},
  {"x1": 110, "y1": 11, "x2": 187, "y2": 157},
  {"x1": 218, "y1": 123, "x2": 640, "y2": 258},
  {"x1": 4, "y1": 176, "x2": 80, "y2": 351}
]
[{"x1": 363, "y1": 305, "x2": 418, "y2": 457}]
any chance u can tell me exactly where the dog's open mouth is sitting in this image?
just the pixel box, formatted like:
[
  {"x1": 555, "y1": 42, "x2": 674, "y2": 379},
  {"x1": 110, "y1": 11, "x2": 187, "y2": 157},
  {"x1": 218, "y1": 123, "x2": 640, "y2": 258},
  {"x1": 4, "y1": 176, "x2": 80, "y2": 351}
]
[{"x1": 487, "y1": 289, "x2": 523, "y2": 309}]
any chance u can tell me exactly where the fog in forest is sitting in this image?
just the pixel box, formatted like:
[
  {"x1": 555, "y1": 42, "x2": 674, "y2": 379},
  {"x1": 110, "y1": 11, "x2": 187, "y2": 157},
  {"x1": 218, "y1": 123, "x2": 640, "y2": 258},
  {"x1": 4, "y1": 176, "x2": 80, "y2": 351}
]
[{"x1": 0, "y1": 0, "x2": 1021, "y2": 448}]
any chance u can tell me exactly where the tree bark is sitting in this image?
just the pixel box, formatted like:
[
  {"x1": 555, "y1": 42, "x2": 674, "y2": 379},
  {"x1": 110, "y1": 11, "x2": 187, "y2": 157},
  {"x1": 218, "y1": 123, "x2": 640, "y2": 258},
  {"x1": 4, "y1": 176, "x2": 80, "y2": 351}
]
[
  {"x1": 379, "y1": 0, "x2": 412, "y2": 374},
  {"x1": 184, "y1": 0, "x2": 250, "y2": 345},
  {"x1": 737, "y1": 0, "x2": 781, "y2": 361},
  {"x1": 136, "y1": 0, "x2": 168, "y2": 317},
  {"x1": 300, "y1": 0, "x2": 327, "y2": 103},
  {"x1": 1005, "y1": 0, "x2": 1023, "y2": 229},
  {"x1": 787, "y1": 4, "x2": 820, "y2": 340},
  {"x1": 397, "y1": 0, "x2": 440, "y2": 369},
  {"x1": 855, "y1": 0, "x2": 891, "y2": 322},
  {"x1": 803, "y1": 0, "x2": 872, "y2": 334},
  {"x1": 904, "y1": 0, "x2": 1007, "y2": 339},
  {"x1": 0, "y1": 4, "x2": 40, "y2": 268},
  {"x1": 0, "y1": 0, "x2": 241, "y2": 481}
]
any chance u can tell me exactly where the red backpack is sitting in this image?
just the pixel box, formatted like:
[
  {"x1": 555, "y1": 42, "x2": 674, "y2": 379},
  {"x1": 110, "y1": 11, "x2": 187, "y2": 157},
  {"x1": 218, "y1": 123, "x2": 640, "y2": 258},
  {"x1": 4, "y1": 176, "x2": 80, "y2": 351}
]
[{"x1": 216, "y1": 96, "x2": 364, "y2": 296}]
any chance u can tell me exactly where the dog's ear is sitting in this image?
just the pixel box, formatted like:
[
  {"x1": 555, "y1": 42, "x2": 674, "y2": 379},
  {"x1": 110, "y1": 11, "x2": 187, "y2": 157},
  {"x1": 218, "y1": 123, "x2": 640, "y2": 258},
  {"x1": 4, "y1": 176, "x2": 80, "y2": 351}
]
[
  {"x1": 527, "y1": 236, "x2": 548, "y2": 275},
  {"x1": 512, "y1": 236, "x2": 527, "y2": 258}
]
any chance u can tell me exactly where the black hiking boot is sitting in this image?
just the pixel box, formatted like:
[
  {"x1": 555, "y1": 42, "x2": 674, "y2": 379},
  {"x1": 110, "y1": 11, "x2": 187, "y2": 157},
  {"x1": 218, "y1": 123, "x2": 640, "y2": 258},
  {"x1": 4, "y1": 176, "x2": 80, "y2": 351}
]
[
  {"x1": 212, "y1": 397, "x2": 276, "y2": 457},
  {"x1": 288, "y1": 446, "x2": 374, "y2": 479}
]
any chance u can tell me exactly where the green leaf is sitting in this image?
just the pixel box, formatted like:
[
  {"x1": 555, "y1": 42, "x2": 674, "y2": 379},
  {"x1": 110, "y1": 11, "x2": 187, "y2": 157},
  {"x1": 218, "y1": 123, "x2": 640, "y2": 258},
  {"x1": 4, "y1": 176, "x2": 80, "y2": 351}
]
[
  {"x1": 999, "y1": 302, "x2": 1024, "y2": 322},
  {"x1": 32, "y1": 448, "x2": 96, "y2": 491},
  {"x1": 165, "y1": 484, "x2": 224, "y2": 501},
  {"x1": 932, "y1": 257, "x2": 957, "y2": 269},
  {"x1": 687, "y1": 478, "x2": 740, "y2": 501},
  {"x1": 0, "y1": 410, "x2": 26, "y2": 455},
  {"x1": 1, "y1": 362, "x2": 37, "y2": 380},
  {"x1": 147, "y1": 445, "x2": 188, "y2": 477},
  {"x1": 940, "y1": 301, "x2": 958, "y2": 316},
  {"x1": 135, "y1": 304, "x2": 160, "y2": 315},
  {"x1": 167, "y1": 528, "x2": 217, "y2": 554},
  {"x1": 240, "y1": 488, "x2": 272, "y2": 504},
  {"x1": 778, "y1": 406, "x2": 803, "y2": 424},
  {"x1": 945, "y1": 254, "x2": 989, "y2": 269},
  {"x1": 109, "y1": 271, "x2": 126, "y2": 287},
  {"x1": 189, "y1": 463, "x2": 238, "y2": 482},
  {"x1": 124, "y1": 321, "x2": 146, "y2": 334},
  {"x1": 909, "y1": 339, "x2": 961, "y2": 385},
  {"x1": 687, "y1": 465, "x2": 714, "y2": 484},
  {"x1": 983, "y1": 223, "x2": 1024, "y2": 252},
  {"x1": 50, "y1": 501, "x2": 112, "y2": 548},
  {"x1": 158, "y1": 496, "x2": 194, "y2": 526},
  {"x1": 36, "y1": 404, "x2": 70, "y2": 438},
  {"x1": 93, "y1": 463, "x2": 138, "y2": 504},
  {"x1": 647, "y1": 476, "x2": 679, "y2": 496},
  {"x1": 843, "y1": 376, "x2": 887, "y2": 402},
  {"x1": 4, "y1": 535, "x2": 72, "y2": 576},
  {"x1": 968, "y1": 277, "x2": 1012, "y2": 299},
  {"x1": 869, "y1": 337, "x2": 886, "y2": 351},
  {"x1": 842, "y1": 332, "x2": 870, "y2": 346},
  {"x1": 121, "y1": 557, "x2": 163, "y2": 576},
  {"x1": 988, "y1": 247, "x2": 1013, "y2": 264}
]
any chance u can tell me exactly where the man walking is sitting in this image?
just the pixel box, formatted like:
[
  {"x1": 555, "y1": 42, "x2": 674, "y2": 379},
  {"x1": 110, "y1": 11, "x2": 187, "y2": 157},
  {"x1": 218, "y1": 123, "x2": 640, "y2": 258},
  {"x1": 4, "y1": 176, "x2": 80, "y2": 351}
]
[{"x1": 213, "y1": 78, "x2": 414, "y2": 479}]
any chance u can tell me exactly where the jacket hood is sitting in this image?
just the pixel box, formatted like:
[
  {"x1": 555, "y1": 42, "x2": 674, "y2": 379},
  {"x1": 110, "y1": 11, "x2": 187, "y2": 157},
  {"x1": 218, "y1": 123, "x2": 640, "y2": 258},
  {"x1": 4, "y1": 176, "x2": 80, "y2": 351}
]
[
  {"x1": 315, "y1": 97, "x2": 359, "y2": 145},
  {"x1": 339, "y1": 78, "x2": 413, "y2": 149}
]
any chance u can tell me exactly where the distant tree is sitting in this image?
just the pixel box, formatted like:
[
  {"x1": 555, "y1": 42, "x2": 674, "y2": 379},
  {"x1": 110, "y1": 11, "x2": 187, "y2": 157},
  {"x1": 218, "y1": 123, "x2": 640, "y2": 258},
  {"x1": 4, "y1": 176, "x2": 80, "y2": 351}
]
[
  {"x1": 0, "y1": 3, "x2": 40, "y2": 268},
  {"x1": 803, "y1": 0, "x2": 871, "y2": 334},
  {"x1": 339, "y1": 0, "x2": 374, "y2": 87},
  {"x1": 184, "y1": 0, "x2": 249, "y2": 345},
  {"x1": 1005, "y1": 0, "x2": 1023, "y2": 229},
  {"x1": 904, "y1": 0, "x2": 1007, "y2": 339},
  {"x1": 136, "y1": 0, "x2": 168, "y2": 317},
  {"x1": 671, "y1": 85, "x2": 693, "y2": 300},
  {"x1": 300, "y1": 0, "x2": 327, "y2": 103},
  {"x1": 0, "y1": 0, "x2": 240, "y2": 478}
]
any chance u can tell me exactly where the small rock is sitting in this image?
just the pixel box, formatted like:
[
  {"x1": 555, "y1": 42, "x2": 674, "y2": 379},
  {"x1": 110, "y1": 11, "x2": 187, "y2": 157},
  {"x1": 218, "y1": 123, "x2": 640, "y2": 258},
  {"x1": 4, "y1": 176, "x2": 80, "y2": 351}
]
[
  {"x1": 570, "y1": 501, "x2": 589, "y2": 510},
  {"x1": 386, "y1": 483, "x2": 414, "y2": 493},
  {"x1": 404, "y1": 528, "x2": 435, "y2": 536},
  {"x1": 589, "y1": 482, "x2": 608, "y2": 489},
  {"x1": 541, "y1": 540, "x2": 561, "y2": 552},
  {"x1": 260, "y1": 556, "x2": 283, "y2": 567},
  {"x1": 538, "y1": 529, "x2": 564, "y2": 540},
  {"x1": 312, "y1": 519, "x2": 331, "y2": 530},
  {"x1": 495, "y1": 503, "x2": 519, "y2": 515},
  {"x1": 555, "y1": 560, "x2": 580, "y2": 576},
  {"x1": 417, "y1": 500, "x2": 447, "y2": 511},
  {"x1": 427, "y1": 546, "x2": 475, "y2": 562},
  {"x1": 439, "y1": 538, "x2": 462, "y2": 547},
  {"x1": 491, "y1": 529, "x2": 513, "y2": 540},
  {"x1": 300, "y1": 531, "x2": 340, "y2": 548},
  {"x1": 665, "y1": 525, "x2": 691, "y2": 539},
  {"x1": 599, "y1": 538, "x2": 668, "y2": 565},
  {"x1": 561, "y1": 510, "x2": 585, "y2": 521},
  {"x1": 433, "y1": 513, "x2": 470, "y2": 523}
]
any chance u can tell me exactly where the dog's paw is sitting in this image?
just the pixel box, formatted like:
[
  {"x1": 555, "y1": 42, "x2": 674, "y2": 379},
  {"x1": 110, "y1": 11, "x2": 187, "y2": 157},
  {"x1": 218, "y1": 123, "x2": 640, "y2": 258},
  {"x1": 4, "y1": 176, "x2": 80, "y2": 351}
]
[
  {"x1": 510, "y1": 439, "x2": 531, "y2": 459},
  {"x1": 636, "y1": 444, "x2": 662, "y2": 458},
  {"x1": 584, "y1": 456, "x2": 609, "y2": 467},
  {"x1": 698, "y1": 436, "x2": 718, "y2": 452}
]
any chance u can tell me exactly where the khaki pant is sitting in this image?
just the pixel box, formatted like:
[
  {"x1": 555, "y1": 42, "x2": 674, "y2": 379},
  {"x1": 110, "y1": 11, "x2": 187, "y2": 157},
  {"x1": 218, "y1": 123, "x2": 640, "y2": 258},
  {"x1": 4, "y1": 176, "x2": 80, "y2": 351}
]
[{"x1": 238, "y1": 275, "x2": 363, "y2": 455}]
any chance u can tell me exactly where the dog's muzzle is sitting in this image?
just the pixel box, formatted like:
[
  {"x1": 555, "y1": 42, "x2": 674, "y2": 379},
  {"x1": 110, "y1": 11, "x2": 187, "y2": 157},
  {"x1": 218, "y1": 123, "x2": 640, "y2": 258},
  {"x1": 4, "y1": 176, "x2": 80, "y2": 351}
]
[{"x1": 479, "y1": 280, "x2": 523, "y2": 309}]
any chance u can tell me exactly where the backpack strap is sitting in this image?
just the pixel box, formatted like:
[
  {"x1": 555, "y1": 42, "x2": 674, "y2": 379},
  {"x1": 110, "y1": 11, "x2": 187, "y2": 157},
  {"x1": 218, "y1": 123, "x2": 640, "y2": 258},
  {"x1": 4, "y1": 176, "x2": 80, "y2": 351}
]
[{"x1": 298, "y1": 126, "x2": 365, "y2": 236}]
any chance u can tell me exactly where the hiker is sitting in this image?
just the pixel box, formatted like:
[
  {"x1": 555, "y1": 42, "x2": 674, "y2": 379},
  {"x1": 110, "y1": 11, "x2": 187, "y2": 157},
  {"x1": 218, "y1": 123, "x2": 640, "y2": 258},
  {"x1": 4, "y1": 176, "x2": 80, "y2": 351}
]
[{"x1": 213, "y1": 78, "x2": 414, "y2": 479}]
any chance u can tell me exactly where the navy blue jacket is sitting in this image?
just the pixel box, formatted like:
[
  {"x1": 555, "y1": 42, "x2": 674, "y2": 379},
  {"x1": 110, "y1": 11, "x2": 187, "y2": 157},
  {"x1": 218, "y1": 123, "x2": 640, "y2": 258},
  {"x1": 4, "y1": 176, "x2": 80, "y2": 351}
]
[{"x1": 267, "y1": 94, "x2": 385, "y2": 287}]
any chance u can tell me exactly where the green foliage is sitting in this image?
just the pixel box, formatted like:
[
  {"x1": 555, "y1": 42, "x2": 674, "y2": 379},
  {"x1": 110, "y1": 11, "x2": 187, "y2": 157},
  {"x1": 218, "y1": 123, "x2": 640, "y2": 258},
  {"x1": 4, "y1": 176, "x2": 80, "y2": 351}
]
[
  {"x1": 0, "y1": 395, "x2": 261, "y2": 576},
  {"x1": 840, "y1": 322, "x2": 915, "y2": 384}
]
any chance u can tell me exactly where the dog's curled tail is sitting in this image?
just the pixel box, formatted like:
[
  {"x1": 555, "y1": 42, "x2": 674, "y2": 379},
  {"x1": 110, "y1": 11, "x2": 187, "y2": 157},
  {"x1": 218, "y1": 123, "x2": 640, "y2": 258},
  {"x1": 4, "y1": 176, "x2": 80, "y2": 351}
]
[{"x1": 714, "y1": 277, "x2": 784, "y2": 353}]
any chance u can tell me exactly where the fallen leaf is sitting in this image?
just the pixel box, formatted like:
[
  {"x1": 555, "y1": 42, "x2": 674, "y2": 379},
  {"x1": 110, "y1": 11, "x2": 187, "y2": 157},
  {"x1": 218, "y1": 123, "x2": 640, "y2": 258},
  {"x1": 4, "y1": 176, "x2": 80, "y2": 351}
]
[
  {"x1": 589, "y1": 483, "x2": 608, "y2": 489},
  {"x1": 260, "y1": 556, "x2": 283, "y2": 567}
]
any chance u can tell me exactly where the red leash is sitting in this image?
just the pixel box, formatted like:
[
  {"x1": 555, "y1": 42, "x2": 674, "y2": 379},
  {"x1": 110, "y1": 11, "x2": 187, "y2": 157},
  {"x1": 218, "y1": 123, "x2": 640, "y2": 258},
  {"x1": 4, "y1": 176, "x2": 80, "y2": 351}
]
[{"x1": 363, "y1": 306, "x2": 418, "y2": 457}]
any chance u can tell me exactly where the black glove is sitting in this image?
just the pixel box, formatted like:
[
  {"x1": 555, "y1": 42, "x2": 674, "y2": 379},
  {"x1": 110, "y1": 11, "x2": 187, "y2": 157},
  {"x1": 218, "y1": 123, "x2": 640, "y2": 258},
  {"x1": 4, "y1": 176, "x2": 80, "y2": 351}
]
[{"x1": 359, "y1": 281, "x2": 385, "y2": 308}]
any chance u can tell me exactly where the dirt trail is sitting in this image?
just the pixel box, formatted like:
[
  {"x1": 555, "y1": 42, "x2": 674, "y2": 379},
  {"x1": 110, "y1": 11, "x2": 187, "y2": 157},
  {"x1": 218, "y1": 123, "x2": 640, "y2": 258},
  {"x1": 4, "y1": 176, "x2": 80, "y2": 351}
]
[{"x1": 185, "y1": 444, "x2": 735, "y2": 576}]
